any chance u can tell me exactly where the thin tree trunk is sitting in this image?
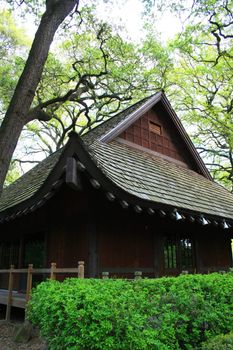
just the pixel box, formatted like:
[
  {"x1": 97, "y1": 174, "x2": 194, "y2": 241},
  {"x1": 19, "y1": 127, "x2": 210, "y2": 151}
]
[{"x1": 0, "y1": 0, "x2": 78, "y2": 194}]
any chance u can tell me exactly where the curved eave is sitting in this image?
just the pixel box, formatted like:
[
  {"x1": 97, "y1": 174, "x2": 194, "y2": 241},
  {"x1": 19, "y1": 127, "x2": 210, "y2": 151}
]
[
  {"x1": 71, "y1": 134, "x2": 233, "y2": 228},
  {"x1": 0, "y1": 133, "x2": 232, "y2": 230},
  {"x1": 0, "y1": 138, "x2": 77, "y2": 223}
]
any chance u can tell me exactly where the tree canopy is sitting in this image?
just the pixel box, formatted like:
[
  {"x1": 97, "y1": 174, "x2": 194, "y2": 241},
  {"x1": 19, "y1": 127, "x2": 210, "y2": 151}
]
[{"x1": 0, "y1": 0, "x2": 232, "y2": 191}]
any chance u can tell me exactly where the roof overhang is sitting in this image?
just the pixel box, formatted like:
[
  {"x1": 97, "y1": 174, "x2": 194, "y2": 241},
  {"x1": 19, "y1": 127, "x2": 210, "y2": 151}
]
[{"x1": 0, "y1": 130, "x2": 232, "y2": 231}]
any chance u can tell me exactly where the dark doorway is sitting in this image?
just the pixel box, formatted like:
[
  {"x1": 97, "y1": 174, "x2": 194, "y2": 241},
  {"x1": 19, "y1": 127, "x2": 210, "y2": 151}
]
[{"x1": 20, "y1": 233, "x2": 45, "y2": 291}]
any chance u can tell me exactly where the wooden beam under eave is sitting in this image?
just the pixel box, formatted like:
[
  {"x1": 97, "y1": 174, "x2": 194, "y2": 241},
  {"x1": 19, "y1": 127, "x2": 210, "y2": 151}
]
[{"x1": 65, "y1": 157, "x2": 82, "y2": 190}]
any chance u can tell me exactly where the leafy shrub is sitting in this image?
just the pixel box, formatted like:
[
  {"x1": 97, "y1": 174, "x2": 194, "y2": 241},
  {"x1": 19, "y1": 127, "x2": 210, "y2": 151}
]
[
  {"x1": 201, "y1": 332, "x2": 233, "y2": 350},
  {"x1": 27, "y1": 273, "x2": 233, "y2": 350}
]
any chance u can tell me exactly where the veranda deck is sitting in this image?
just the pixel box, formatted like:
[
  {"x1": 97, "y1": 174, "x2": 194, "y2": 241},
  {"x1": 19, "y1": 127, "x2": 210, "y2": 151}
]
[
  {"x1": 0, "y1": 261, "x2": 85, "y2": 321},
  {"x1": 0, "y1": 289, "x2": 26, "y2": 309}
]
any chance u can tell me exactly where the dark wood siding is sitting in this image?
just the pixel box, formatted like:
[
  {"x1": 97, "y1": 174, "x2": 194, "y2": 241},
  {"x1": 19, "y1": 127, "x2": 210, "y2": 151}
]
[
  {"x1": 0, "y1": 183, "x2": 232, "y2": 285},
  {"x1": 98, "y1": 218, "x2": 154, "y2": 277},
  {"x1": 119, "y1": 105, "x2": 198, "y2": 169}
]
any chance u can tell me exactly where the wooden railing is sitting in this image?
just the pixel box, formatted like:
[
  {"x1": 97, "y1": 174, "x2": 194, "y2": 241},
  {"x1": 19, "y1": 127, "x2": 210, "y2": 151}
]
[
  {"x1": 0, "y1": 263, "x2": 146, "y2": 321},
  {"x1": 0, "y1": 261, "x2": 85, "y2": 321}
]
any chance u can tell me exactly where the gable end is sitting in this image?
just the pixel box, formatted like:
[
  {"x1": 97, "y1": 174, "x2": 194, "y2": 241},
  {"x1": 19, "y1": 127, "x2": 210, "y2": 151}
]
[{"x1": 99, "y1": 92, "x2": 211, "y2": 180}]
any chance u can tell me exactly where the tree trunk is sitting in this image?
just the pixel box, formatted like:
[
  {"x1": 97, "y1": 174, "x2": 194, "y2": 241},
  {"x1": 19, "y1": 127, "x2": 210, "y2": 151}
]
[{"x1": 0, "y1": 0, "x2": 78, "y2": 194}]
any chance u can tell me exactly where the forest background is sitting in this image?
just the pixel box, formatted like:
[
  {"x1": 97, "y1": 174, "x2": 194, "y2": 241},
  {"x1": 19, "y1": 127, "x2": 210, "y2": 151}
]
[{"x1": 0, "y1": 0, "x2": 232, "y2": 191}]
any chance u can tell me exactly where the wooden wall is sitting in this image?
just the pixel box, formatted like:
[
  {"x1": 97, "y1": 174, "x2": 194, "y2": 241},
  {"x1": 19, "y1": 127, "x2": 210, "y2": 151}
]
[
  {"x1": 119, "y1": 104, "x2": 195, "y2": 169},
  {"x1": 0, "y1": 183, "x2": 232, "y2": 284}
]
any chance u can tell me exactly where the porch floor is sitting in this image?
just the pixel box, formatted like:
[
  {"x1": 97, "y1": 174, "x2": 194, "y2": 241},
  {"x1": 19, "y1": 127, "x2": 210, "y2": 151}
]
[{"x1": 0, "y1": 289, "x2": 26, "y2": 309}]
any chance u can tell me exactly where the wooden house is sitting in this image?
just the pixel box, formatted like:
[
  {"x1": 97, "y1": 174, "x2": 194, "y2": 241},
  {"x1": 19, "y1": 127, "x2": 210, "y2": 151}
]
[{"x1": 0, "y1": 91, "x2": 232, "y2": 283}]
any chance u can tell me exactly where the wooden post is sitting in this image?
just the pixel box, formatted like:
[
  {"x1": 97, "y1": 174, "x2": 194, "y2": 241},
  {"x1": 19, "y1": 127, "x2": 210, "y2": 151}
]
[
  {"x1": 78, "y1": 261, "x2": 84, "y2": 278},
  {"x1": 102, "y1": 272, "x2": 109, "y2": 279},
  {"x1": 134, "y1": 271, "x2": 142, "y2": 280},
  {"x1": 6, "y1": 265, "x2": 14, "y2": 322},
  {"x1": 87, "y1": 222, "x2": 98, "y2": 278},
  {"x1": 50, "y1": 262, "x2": 57, "y2": 280},
  {"x1": 26, "y1": 264, "x2": 33, "y2": 303}
]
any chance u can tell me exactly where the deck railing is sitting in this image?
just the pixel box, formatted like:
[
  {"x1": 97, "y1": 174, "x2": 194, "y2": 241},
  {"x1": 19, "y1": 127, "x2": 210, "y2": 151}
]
[
  {"x1": 0, "y1": 262, "x2": 146, "y2": 321},
  {"x1": 0, "y1": 261, "x2": 85, "y2": 321}
]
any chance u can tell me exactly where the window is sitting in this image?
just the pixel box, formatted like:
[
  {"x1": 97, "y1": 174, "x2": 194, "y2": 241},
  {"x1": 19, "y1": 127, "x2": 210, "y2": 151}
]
[
  {"x1": 164, "y1": 237, "x2": 177, "y2": 268},
  {"x1": 180, "y1": 238, "x2": 194, "y2": 269},
  {"x1": 149, "y1": 121, "x2": 162, "y2": 135},
  {"x1": 24, "y1": 236, "x2": 45, "y2": 268},
  {"x1": 0, "y1": 241, "x2": 20, "y2": 268},
  {"x1": 164, "y1": 236, "x2": 195, "y2": 271}
]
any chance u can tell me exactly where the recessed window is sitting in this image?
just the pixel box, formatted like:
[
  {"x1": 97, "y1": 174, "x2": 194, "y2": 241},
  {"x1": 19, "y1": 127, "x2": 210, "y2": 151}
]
[
  {"x1": 164, "y1": 237, "x2": 177, "y2": 269},
  {"x1": 0, "y1": 241, "x2": 19, "y2": 268},
  {"x1": 164, "y1": 236, "x2": 195, "y2": 271},
  {"x1": 149, "y1": 121, "x2": 162, "y2": 135},
  {"x1": 24, "y1": 235, "x2": 45, "y2": 268}
]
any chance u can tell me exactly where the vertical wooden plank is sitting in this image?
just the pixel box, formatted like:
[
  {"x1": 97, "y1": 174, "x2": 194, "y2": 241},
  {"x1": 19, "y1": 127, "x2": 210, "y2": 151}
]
[
  {"x1": 6, "y1": 265, "x2": 14, "y2": 322},
  {"x1": 43, "y1": 231, "x2": 48, "y2": 268},
  {"x1": 66, "y1": 157, "x2": 80, "y2": 190},
  {"x1": 18, "y1": 235, "x2": 24, "y2": 268},
  {"x1": 87, "y1": 222, "x2": 98, "y2": 278},
  {"x1": 194, "y1": 236, "x2": 203, "y2": 273},
  {"x1": 153, "y1": 233, "x2": 163, "y2": 277},
  {"x1": 17, "y1": 235, "x2": 24, "y2": 292},
  {"x1": 50, "y1": 262, "x2": 57, "y2": 280},
  {"x1": 26, "y1": 264, "x2": 33, "y2": 303},
  {"x1": 78, "y1": 261, "x2": 84, "y2": 278}
]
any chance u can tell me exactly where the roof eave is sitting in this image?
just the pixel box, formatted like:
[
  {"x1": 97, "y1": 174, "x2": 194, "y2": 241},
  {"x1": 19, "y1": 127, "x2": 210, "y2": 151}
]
[
  {"x1": 0, "y1": 136, "x2": 78, "y2": 221},
  {"x1": 0, "y1": 132, "x2": 231, "y2": 226}
]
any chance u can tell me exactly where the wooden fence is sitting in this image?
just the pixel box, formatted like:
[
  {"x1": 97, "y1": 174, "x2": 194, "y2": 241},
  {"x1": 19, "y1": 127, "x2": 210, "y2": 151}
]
[
  {"x1": 0, "y1": 261, "x2": 84, "y2": 321},
  {"x1": 0, "y1": 262, "x2": 145, "y2": 321}
]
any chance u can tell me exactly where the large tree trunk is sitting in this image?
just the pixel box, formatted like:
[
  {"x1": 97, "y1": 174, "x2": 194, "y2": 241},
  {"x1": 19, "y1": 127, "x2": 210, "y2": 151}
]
[{"x1": 0, "y1": 0, "x2": 78, "y2": 194}]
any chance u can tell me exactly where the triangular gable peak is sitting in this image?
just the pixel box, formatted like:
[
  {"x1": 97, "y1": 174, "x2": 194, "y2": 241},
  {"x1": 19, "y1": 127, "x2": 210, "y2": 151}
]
[
  {"x1": 119, "y1": 106, "x2": 194, "y2": 168},
  {"x1": 100, "y1": 92, "x2": 211, "y2": 179}
]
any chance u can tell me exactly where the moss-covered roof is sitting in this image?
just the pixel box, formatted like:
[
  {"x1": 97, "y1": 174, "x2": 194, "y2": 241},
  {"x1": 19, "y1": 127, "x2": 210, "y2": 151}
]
[
  {"x1": 89, "y1": 140, "x2": 233, "y2": 219},
  {"x1": 0, "y1": 95, "x2": 151, "y2": 215},
  {"x1": 0, "y1": 92, "x2": 233, "y2": 223},
  {"x1": 0, "y1": 149, "x2": 62, "y2": 213}
]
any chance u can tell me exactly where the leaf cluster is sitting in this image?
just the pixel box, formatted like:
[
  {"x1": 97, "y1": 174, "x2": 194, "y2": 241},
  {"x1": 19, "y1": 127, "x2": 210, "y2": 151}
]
[
  {"x1": 201, "y1": 332, "x2": 233, "y2": 350},
  {"x1": 27, "y1": 273, "x2": 233, "y2": 350}
]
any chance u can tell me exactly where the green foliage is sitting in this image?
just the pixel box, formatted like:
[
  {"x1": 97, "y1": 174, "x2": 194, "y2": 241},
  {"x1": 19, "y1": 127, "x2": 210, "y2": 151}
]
[
  {"x1": 1, "y1": 0, "x2": 233, "y2": 191},
  {"x1": 4, "y1": 160, "x2": 22, "y2": 186},
  {"x1": 27, "y1": 273, "x2": 233, "y2": 350},
  {"x1": 22, "y1": 7, "x2": 171, "y2": 156},
  {"x1": 166, "y1": 0, "x2": 233, "y2": 190},
  {"x1": 201, "y1": 332, "x2": 233, "y2": 350},
  {"x1": 0, "y1": 10, "x2": 29, "y2": 113}
]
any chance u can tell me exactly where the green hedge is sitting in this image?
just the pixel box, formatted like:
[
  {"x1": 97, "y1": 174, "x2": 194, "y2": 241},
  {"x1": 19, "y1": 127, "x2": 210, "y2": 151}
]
[
  {"x1": 201, "y1": 332, "x2": 233, "y2": 350},
  {"x1": 27, "y1": 274, "x2": 233, "y2": 350}
]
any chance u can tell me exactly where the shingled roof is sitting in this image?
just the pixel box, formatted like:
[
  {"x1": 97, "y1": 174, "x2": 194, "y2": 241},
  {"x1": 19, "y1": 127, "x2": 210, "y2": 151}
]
[
  {"x1": 89, "y1": 140, "x2": 233, "y2": 220},
  {"x1": 0, "y1": 95, "x2": 152, "y2": 217},
  {"x1": 0, "y1": 91, "x2": 233, "y2": 226},
  {"x1": 0, "y1": 150, "x2": 62, "y2": 213}
]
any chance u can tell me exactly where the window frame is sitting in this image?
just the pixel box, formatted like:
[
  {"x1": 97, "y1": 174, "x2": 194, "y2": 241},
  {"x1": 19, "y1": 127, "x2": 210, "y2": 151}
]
[{"x1": 163, "y1": 234, "x2": 195, "y2": 273}]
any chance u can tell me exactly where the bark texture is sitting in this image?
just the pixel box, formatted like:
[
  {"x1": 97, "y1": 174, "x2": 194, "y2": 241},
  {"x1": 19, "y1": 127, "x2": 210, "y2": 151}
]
[{"x1": 0, "y1": 0, "x2": 78, "y2": 194}]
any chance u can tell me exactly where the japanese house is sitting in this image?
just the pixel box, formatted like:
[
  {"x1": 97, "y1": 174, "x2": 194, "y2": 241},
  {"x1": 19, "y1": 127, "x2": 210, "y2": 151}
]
[{"x1": 0, "y1": 91, "x2": 232, "y2": 281}]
